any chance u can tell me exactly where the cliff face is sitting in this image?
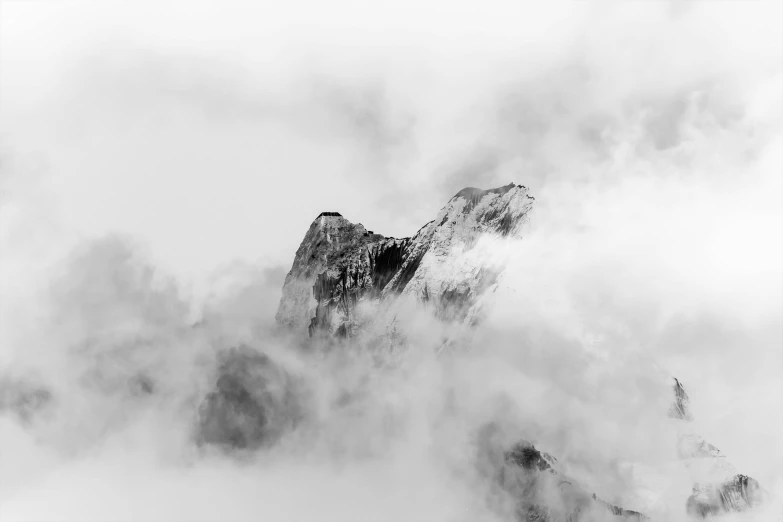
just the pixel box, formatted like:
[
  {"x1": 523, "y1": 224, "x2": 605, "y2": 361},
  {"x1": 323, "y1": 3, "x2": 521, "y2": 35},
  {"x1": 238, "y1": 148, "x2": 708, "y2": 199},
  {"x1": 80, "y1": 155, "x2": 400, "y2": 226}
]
[{"x1": 275, "y1": 183, "x2": 534, "y2": 337}]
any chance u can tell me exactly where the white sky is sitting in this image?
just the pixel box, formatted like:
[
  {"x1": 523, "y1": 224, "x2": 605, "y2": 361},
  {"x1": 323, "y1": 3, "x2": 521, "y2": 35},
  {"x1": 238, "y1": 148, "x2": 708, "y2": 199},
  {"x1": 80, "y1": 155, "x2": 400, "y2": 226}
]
[{"x1": 2, "y1": 1, "x2": 778, "y2": 281}]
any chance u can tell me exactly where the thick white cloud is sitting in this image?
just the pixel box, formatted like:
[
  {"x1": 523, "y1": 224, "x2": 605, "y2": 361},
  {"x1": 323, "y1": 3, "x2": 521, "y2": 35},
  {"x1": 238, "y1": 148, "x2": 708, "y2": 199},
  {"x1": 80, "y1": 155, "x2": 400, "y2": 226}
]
[{"x1": 1, "y1": 1, "x2": 781, "y2": 521}]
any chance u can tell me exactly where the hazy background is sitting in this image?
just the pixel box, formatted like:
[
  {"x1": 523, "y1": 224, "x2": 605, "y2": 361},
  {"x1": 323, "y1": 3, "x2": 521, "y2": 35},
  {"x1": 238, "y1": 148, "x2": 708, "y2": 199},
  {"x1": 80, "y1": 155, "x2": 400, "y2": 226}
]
[{"x1": 1, "y1": 1, "x2": 781, "y2": 521}]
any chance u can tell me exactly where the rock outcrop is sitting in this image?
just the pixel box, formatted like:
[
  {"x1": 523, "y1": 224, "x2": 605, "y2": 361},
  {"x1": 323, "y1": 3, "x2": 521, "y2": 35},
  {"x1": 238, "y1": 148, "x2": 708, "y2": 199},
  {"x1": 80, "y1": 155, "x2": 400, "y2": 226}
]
[
  {"x1": 196, "y1": 345, "x2": 304, "y2": 450},
  {"x1": 668, "y1": 378, "x2": 693, "y2": 421},
  {"x1": 275, "y1": 183, "x2": 534, "y2": 337},
  {"x1": 477, "y1": 423, "x2": 648, "y2": 521}
]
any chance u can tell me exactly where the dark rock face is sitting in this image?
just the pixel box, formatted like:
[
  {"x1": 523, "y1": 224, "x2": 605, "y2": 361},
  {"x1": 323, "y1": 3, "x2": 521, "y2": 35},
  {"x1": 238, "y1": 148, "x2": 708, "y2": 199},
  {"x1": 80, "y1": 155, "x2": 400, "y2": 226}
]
[
  {"x1": 276, "y1": 183, "x2": 535, "y2": 336},
  {"x1": 274, "y1": 212, "x2": 381, "y2": 333},
  {"x1": 505, "y1": 441, "x2": 556, "y2": 473},
  {"x1": 196, "y1": 346, "x2": 304, "y2": 450}
]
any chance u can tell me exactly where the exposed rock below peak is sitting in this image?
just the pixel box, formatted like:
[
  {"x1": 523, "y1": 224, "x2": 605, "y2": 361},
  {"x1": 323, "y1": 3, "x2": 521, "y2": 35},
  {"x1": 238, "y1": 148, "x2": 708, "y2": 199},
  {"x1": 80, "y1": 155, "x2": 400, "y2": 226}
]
[
  {"x1": 686, "y1": 475, "x2": 765, "y2": 518},
  {"x1": 668, "y1": 378, "x2": 693, "y2": 421},
  {"x1": 476, "y1": 424, "x2": 649, "y2": 521},
  {"x1": 452, "y1": 182, "x2": 527, "y2": 211},
  {"x1": 196, "y1": 346, "x2": 305, "y2": 450},
  {"x1": 275, "y1": 183, "x2": 534, "y2": 337},
  {"x1": 505, "y1": 440, "x2": 557, "y2": 473}
]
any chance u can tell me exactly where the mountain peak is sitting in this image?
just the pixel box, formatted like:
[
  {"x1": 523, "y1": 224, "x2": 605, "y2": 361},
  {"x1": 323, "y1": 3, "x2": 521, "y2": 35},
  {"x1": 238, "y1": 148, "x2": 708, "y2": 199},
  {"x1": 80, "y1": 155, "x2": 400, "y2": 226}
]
[
  {"x1": 276, "y1": 183, "x2": 535, "y2": 334},
  {"x1": 270, "y1": 183, "x2": 767, "y2": 519},
  {"x1": 452, "y1": 182, "x2": 519, "y2": 200},
  {"x1": 451, "y1": 183, "x2": 529, "y2": 213}
]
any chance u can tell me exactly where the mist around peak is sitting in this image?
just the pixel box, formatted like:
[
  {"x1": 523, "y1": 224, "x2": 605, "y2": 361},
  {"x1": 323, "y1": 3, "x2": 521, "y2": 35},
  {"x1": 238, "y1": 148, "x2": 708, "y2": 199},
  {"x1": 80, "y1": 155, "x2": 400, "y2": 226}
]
[{"x1": 1, "y1": 1, "x2": 781, "y2": 521}]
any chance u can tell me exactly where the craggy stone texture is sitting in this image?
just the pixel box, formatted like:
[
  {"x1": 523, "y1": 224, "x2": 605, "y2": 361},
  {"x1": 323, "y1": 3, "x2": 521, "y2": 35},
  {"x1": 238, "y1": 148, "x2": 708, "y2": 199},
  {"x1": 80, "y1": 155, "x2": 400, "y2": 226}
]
[
  {"x1": 276, "y1": 183, "x2": 535, "y2": 337},
  {"x1": 668, "y1": 378, "x2": 693, "y2": 421},
  {"x1": 196, "y1": 345, "x2": 304, "y2": 450},
  {"x1": 476, "y1": 423, "x2": 649, "y2": 521}
]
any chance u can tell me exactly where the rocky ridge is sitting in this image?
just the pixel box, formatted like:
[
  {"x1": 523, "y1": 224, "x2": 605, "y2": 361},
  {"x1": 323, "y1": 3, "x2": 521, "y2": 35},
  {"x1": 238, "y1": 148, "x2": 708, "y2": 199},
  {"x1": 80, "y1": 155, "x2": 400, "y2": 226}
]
[{"x1": 275, "y1": 182, "x2": 534, "y2": 337}]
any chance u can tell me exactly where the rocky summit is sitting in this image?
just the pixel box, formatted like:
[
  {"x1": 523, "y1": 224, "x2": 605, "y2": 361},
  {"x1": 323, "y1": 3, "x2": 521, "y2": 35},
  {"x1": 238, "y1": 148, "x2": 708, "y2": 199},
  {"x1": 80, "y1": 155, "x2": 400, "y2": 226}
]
[{"x1": 275, "y1": 182, "x2": 534, "y2": 338}]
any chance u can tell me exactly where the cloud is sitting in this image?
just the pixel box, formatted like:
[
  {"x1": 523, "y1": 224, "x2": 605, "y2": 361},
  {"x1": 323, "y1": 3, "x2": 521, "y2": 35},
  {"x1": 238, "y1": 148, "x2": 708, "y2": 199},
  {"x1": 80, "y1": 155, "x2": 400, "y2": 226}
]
[
  {"x1": 52, "y1": 45, "x2": 416, "y2": 175},
  {"x1": 0, "y1": 1, "x2": 781, "y2": 521}
]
